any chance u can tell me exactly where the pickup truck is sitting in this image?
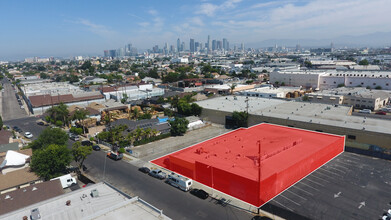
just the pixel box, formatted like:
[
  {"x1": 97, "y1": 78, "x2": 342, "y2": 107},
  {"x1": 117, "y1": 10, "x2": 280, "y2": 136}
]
[{"x1": 149, "y1": 169, "x2": 167, "y2": 180}]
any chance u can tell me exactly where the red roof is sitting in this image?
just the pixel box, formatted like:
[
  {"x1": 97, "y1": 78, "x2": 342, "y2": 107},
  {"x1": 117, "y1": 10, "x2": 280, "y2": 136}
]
[{"x1": 152, "y1": 123, "x2": 344, "y2": 207}]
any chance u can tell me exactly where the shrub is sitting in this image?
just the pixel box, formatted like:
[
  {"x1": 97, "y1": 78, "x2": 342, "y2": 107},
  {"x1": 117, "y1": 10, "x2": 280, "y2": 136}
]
[
  {"x1": 133, "y1": 133, "x2": 171, "y2": 146},
  {"x1": 55, "y1": 120, "x2": 63, "y2": 127},
  {"x1": 118, "y1": 147, "x2": 126, "y2": 154}
]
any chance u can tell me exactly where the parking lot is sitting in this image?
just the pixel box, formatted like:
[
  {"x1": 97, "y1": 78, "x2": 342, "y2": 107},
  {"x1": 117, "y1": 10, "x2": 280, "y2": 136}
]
[{"x1": 265, "y1": 152, "x2": 391, "y2": 220}]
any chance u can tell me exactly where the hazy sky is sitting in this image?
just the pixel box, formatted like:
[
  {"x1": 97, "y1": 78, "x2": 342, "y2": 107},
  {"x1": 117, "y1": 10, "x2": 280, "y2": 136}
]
[{"x1": 1, "y1": 0, "x2": 390, "y2": 60}]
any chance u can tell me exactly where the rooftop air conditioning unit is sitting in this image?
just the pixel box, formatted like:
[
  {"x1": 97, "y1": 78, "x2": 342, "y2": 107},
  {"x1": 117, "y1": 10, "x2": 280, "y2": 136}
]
[{"x1": 91, "y1": 189, "x2": 99, "y2": 198}]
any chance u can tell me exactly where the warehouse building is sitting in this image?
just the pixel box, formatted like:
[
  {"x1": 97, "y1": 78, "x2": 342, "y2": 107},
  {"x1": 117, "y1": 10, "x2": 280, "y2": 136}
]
[
  {"x1": 196, "y1": 96, "x2": 391, "y2": 150},
  {"x1": 152, "y1": 123, "x2": 344, "y2": 207}
]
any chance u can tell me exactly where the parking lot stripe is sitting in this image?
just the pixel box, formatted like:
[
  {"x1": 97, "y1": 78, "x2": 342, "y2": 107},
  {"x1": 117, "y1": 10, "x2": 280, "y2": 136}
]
[
  {"x1": 334, "y1": 159, "x2": 358, "y2": 167},
  {"x1": 318, "y1": 167, "x2": 344, "y2": 178},
  {"x1": 297, "y1": 181, "x2": 320, "y2": 191},
  {"x1": 279, "y1": 195, "x2": 302, "y2": 206},
  {"x1": 305, "y1": 178, "x2": 325, "y2": 187},
  {"x1": 310, "y1": 173, "x2": 330, "y2": 183},
  {"x1": 324, "y1": 165, "x2": 347, "y2": 174},
  {"x1": 272, "y1": 200, "x2": 294, "y2": 212},
  {"x1": 285, "y1": 190, "x2": 308, "y2": 201},
  {"x1": 291, "y1": 185, "x2": 314, "y2": 196}
]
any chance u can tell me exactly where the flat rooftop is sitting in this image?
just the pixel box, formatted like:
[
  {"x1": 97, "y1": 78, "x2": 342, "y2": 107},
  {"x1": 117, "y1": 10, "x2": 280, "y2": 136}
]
[
  {"x1": 196, "y1": 96, "x2": 391, "y2": 134},
  {"x1": 265, "y1": 152, "x2": 391, "y2": 219},
  {"x1": 0, "y1": 182, "x2": 171, "y2": 220}
]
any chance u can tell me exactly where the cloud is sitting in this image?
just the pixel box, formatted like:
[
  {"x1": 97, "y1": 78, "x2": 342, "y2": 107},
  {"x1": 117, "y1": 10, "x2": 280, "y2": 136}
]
[
  {"x1": 148, "y1": 9, "x2": 158, "y2": 16},
  {"x1": 197, "y1": 3, "x2": 219, "y2": 16},
  {"x1": 207, "y1": 0, "x2": 391, "y2": 42},
  {"x1": 196, "y1": 0, "x2": 242, "y2": 17},
  {"x1": 72, "y1": 19, "x2": 117, "y2": 38}
]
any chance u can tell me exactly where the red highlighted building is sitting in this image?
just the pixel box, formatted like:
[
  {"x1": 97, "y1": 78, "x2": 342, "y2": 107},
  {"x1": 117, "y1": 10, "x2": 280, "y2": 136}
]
[{"x1": 151, "y1": 123, "x2": 345, "y2": 207}]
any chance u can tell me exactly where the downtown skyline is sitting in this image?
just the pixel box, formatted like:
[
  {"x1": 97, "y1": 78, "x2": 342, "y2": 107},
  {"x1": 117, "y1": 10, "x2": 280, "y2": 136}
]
[{"x1": 1, "y1": 0, "x2": 391, "y2": 60}]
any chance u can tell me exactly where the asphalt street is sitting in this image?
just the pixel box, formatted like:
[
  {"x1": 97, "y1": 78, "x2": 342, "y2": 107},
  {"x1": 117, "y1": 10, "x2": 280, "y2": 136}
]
[
  {"x1": 1, "y1": 78, "x2": 28, "y2": 120},
  {"x1": 83, "y1": 150, "x2": 254, "y2": 220}
]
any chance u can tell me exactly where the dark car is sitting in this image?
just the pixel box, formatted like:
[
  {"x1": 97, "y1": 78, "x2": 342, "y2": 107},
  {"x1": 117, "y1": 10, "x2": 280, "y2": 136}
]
[
  {"x1": 92, "y1": 145, "x2": 101, "y2": 151},
  {"x1": 107, "y1": 152, "x2": 123, "y2": 161},
  {"x1": 81, "y1": 140, "x2": 93, "y2": 146},
  {"x1": 138, "y1": 167, "x2": 150, "y2": 174},
  {"x1": 37, "y1": 121, "x2": 45, "y2": 126},
  {"x1": 13, "y1": 126, "x2": 22, "y2": 133},
  {"x1": 190, "y1": 189, "x2": 209, "y2": 200},
  {"x1": 376, "y1": 111, "x2": 387, "y2": 115}
]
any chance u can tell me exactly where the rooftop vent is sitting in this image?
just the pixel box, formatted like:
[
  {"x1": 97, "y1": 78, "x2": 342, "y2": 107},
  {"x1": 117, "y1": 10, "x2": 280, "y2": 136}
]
[
  {"x1": 91, "y1": 189, "x2": 99, "y2": 198},
  {"x1": 32, "y1": 187, "x2": 37, "y2": 191},
  {"x1": 5, "y1": 195, "x2": 11, "y2": 199}
]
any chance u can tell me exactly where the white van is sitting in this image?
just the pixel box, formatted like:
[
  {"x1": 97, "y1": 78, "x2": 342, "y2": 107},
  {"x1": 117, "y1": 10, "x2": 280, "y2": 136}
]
[{"x1": 167, "y1": 173, "x2": 193, "y2": 192}]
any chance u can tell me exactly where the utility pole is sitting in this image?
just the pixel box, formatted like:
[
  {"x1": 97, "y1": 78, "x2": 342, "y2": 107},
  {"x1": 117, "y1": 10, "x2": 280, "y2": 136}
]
[{"x1": 245, "y1": 96, "x2": 249, "y2": 115}]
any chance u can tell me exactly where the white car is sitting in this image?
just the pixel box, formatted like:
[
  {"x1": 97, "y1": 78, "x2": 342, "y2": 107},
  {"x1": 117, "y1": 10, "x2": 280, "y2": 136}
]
[{"x1": 24, "y1": 132, "x2": 33, "y2": 139}]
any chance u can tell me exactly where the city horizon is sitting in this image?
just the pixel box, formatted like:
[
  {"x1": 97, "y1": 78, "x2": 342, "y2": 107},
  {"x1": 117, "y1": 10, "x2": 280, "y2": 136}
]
[{"x1": 1, "y1": 0, "x2": 391, "y2": 60}]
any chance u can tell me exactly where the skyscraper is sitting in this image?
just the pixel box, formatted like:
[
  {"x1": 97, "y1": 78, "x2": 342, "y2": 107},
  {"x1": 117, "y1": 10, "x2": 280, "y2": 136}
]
[
  {"x1": 217, "y1": 40, "x2": 222, "y2": 50},
  {"x1": 177, "y1": 38, "x2": 181, "y2": 52},
  {"x1": 181, "y1": 42, "x2": 185, "y2": 51},
  {"x1": 207, "y1": 35, "x2": 210, "y2": 51},
  {"x1": 212, "y1": 40, "x2": 217, "y2": 51},
  {"x1": 223, "y1": 38, "x2": 228, "y2": 50},
  {"x1": 190, "y1": 39, "x2": 195, "y2": 53}
]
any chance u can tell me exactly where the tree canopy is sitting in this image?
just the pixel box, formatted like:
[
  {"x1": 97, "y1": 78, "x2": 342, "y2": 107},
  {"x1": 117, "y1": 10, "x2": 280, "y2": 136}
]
[
  {"x1": 28, "y1": 127, "x2": 68, "y2": 150},
  {"x1": 30, "y1": 144, "x2": 72, "y2": 180},
  {"x1": 232, "y1": 111, "x2": 248, "y2": 128},
  {"x1": 170, "y1": 117, "x2": 189, "y2": 136},
  {"x1": 71, "y1": 141, "x2": 92, "y2": 170}
]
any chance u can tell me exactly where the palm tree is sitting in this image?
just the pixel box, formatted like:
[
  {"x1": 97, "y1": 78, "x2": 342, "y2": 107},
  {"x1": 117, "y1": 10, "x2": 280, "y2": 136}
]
[
  {"x1": 144, "y1": 128, "x2": 152, "y2": 139},
  {"x1": 151, "y1": 129, "x2": 158, "y2": 137},
  {"x1": 230, "y1": 83, "x2": 237, "y2": 95},
  {"x1": 73, "y1": 109, "x2": 89, "y2": 134},
  {"x1": 126, "y1": 132, "x2": 136, "y2": 146}
]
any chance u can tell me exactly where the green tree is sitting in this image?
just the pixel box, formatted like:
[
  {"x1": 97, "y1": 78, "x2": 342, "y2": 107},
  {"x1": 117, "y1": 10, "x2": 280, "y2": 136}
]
[
  {"x1": 71, "y1": 141, "x2": 92, "y2": 171},
  {"x1": 177, "y1": 99, "x2": 192, "y2": 115},
  {"x1": 72, "y1": 108, "x2": 89, "y2": 133},
  {"x1": 191, "y1": 103, "x2": 202, "y2": 116},
  {"x1": 232, "y1": 111, "x2": 248, "y2": 128},
  {"x1": 28, "y1": 128, "x2": 69, "y2": 150},
  {"x1": 230, "y1": 83, "x2": 237, "y2": 95},
  {"x1": 0, "y1": 115, "x2": 3, "y2": 130},
  {"x1": 121, "y1": 93, "x2": 128, "y2": 104},
  {"x1": 40, "y1": 72, "x2": 50, "y2": 79},
  {"x1": 30, "y1": 144, "x2": 72, "y2": 180},
  {"x1": 170, "y1": 117, "x2": 189, "y2": 136},
  {"x1": 359, "y1": 59, "x2": 369, "y2": 66},
  {"x1": 302, "y1": 95, "x2": 310, "y2": 102}
]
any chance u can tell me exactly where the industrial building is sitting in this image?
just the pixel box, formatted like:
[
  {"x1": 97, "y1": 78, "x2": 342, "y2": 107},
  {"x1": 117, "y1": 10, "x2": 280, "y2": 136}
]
[
  {"x1": 270, "y1": 70, "x2": 391, "y2": 90},
  {"x1": 152, "y1": 123, "x2": 344, "y2": 207},
  {"x1": 307, "y1": 87, "x2": 390, "y2": 110},
  {"x1": 195, "y1": 96, "x2": 391, "y2": 150},
  {"x1": 238, "y1": 86, "x2": 303, "y2": 99},
  {"x1": 99, "y1": 84, "x2": 164, "y2": 101}
]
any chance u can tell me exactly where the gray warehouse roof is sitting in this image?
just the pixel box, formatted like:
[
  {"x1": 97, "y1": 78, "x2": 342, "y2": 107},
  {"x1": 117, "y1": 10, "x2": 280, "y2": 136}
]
[{"x1": 196, "y1": 96, "x2": 391, "y2": 135}]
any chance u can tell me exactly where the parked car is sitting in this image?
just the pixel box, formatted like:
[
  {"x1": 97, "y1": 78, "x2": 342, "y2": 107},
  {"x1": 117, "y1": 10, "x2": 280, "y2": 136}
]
[
  {"x1": 81, "y1": 140, "x2": 93, "y2": 146},
  {"x1": 359, "y1": 109, "x2": 371, "y2": 114},
  {"x1": 24, "y1": 132, "x2": 33, "y2": 139},
  {"x1": 37, "y1": 121, "x2": 45, "y2": 126},
  {"x1": 69, "y1": 135, "x2": 80, "y2": 141},
  {"x1": 190, "y1": 189, "x2": 209, "y2": 200},
  {"x1": 92, "y1": 145, "x2": 101, "y2": 151},
  {"x1": 149, "y1": 169, "x2": 167, "y2": 180},
  {"x1": 138, "y1": 167, "x2": 150, "y2": 174},
  {"x1": 13, "y1": 126, "x2": 22, "y2": 133},
  {"x1": 376, "y1": 111, "x2": 387, "y2": 115},
  {"x1": 107, "y1": 152, "x2": 123, "y2": 161}
]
